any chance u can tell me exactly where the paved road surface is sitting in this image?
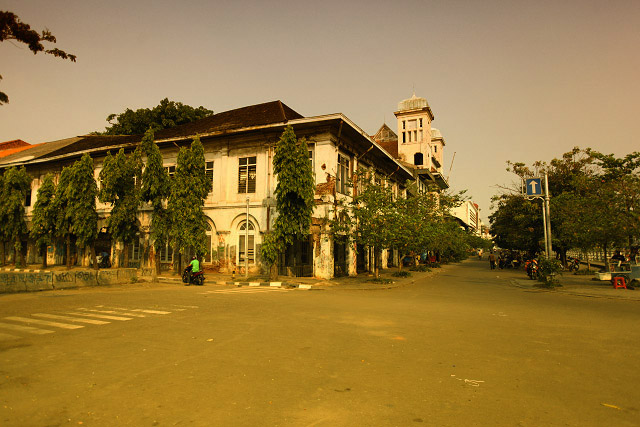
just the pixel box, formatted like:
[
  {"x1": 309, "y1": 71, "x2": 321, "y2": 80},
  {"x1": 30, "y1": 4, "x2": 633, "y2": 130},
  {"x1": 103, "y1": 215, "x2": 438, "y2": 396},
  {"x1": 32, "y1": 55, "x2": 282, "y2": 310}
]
[{"x1": 0, "y1": 259, "x2": 638, "y2": 426}]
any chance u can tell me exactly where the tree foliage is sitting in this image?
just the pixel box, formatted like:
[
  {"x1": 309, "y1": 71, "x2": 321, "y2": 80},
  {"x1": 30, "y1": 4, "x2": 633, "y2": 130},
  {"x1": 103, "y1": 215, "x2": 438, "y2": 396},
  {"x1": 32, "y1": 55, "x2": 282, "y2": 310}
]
[
  {"x1": 140, "y1": 129, "x2": 170, "y2": 272},
  {"x1": 30, "y1": 174, "x2": 56, "y2": 266},
  {"x1": 0, "y1": 167, "x2": 31, "y2": 265},
  {"x1": 492, "y1": 147, "x2": 640, "y2": 261},
  {"x1": 99, "y1": 148, "x2": 142, "y2": 266},
  {"x1": 167, "y1": 137, "x2": 212, "y2": 266},
  {"x1": 0, "y1": 11, "x2": 76, "y2": 105},
  {"x1": 68, "y1": 154, "x2": 99, "y2": 265},
  {"x1": 261, "y1": 126, "x2": 315, "y2": 273},
  {"x1": 101, "y1": 98, "x2": 213, "y2": 135}
]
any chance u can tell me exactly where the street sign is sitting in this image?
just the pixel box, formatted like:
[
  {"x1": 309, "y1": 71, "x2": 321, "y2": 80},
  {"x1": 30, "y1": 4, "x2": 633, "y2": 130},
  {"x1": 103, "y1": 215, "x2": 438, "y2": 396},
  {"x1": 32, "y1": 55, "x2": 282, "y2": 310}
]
[{"x1": 525, "y1": 178, "x2": 543, "y2": 196}]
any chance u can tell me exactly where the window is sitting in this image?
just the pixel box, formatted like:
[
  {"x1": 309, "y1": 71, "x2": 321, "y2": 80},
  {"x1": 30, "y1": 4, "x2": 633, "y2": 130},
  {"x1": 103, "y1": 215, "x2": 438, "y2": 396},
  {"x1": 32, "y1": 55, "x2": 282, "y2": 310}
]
[
  {"x1": 413, "y1": 130, "x2": 417, "y2": 141},
  {"x1": 25, "y1": 189, "x2": 32, "y2": 207},
  {"x1": 204, "y1": 221, "x2": 215, "y2": 263},
  {"x1": 407, "y1": 119, "x2": 417, "y2": 130},
  {"x1": 408, "y1": 132, "x2": 412, "y2": 143},
  {"x1": 205, "y1": 161, "x2": 214, "y2": 191},
  {"x1": 238, "y1": 156, "x2": 257, "y2": 193},
  {"x1": 238, "y1": 221, "x2": 255, "y2": 264},
  {"x1": 308, "y1": 143, "x2": 315, "y2": 179},
  {"x1": 419, "y1": 118, "x2": 423, "y2": 128},
  {"x1": 129, "y1": 235, "x2": 141, "y2": 261},
  {"x1": 402, "y1": 121, "x2": 406, "y2": 130},
  {"x1": 402, "y1": 132, "x2": 406, "y2": 143},
  {"x1": 434, "y1": 145, "x2": 438, "y2": 153},
  {"x1": 337, "y1": 154, "x2": 350, "y2": 195},
  {"x1": 414, "y1": 153, "x2": 424, "y2": 166},
  {"x1": 165, "y1": 165, "x2": 176, "y2": 178},
  {"x1": 159, "y1": 242, "x2": 174, "y2": 263},
  {"x1": 419, "y1": 130, "x2": 423, "y2": 142}
]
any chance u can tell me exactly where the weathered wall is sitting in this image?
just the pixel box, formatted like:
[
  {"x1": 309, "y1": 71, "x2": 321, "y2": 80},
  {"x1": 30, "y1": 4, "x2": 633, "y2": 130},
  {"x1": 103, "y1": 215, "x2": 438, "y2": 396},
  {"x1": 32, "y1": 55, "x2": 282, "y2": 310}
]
[{"x1": 0, "y1": 268, "x2": 140, "y2": 294}]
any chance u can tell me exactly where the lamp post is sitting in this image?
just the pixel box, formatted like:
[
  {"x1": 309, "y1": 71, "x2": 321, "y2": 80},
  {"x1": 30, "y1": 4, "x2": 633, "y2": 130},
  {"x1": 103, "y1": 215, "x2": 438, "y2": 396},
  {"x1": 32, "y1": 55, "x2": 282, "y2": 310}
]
[{"x1": 245, "y1": 196, "x2": 249, "y2": 279}]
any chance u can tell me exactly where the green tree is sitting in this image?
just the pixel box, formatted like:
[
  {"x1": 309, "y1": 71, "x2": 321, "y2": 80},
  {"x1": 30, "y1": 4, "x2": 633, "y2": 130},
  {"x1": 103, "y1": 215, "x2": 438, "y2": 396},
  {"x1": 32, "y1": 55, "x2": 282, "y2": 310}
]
[
  {"x1": 101, "y1": 98, "x2": 213, "y2": 135},
  {"x1": 30, "y1": 174, "x2": 56, "y2": 268},
  {"x1": 490, "y1": 194, "x2": 544, "y2": 257},
  {"x1": 53, "y1": 166, "x2": 74, "y2": 267},
  {"x1": 99, "y1": 148, "x2": 142, "y2": 267},
  {"x1": 262, "y1": 126, "x2": 315, "y2": 278},
  {"x1": 0, "y1": 167, "x2": 31, "y2": 266},
  {"x1": 69, "y1": 154, "x2": 99, "y2": 268},
  {"x1": 167, "y1": 136, "x2": 212, "y2": 272},
  {"x1": 0, "y1": 11, "x2": 76, "y2": 105},
  {"x1": 140, "y1": 129, "x2": 171, "y2": 275},
  {"x1": 351, "y1": 174, "x2": 397, "y2": 278}
]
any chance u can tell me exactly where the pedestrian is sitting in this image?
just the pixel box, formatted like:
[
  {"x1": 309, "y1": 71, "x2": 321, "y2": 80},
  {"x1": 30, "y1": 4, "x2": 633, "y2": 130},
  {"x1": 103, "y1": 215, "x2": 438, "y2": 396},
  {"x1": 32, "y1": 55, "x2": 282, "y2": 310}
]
[
  {"x1": 478, "y1": 248, "x2": 483, "y2": 260},
  {"x1": 489, "y1": 252, "x2": 496, "y2": 270}
]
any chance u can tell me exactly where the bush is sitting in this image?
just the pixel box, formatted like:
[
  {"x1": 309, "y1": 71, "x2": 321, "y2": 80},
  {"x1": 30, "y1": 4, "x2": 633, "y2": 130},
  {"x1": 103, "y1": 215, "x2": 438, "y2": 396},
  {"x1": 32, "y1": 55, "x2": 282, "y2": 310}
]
[
  {"x1": 367, "y1": 278, "x2": 392, "y2": 284},
  {"x1": 392, "y1": 271, "x2": 412, "y2": 278},
  {"x1": 537, "y1": 258, "x2": 563, "y2": 287},
  {"x1": 410, "y1": 265, "x2": 432, "y2": 272}
]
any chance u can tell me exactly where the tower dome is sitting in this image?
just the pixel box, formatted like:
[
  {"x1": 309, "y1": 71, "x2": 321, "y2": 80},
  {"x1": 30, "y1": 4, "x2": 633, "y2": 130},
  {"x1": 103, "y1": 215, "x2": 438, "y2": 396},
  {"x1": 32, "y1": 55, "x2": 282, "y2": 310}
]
[{"x1": 397, "y1": 93, "x2": 430, "y2": 112}]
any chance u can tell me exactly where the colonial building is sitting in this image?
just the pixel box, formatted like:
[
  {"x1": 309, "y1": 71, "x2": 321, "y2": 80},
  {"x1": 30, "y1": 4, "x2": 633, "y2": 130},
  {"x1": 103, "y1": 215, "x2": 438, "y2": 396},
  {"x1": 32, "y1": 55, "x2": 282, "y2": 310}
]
[
  {"x1": 372, "y1": 93, "x2": 449, "y2": 192},
  {"x1": 0, "y1": 101, "x2": 414, "y2": 279}
]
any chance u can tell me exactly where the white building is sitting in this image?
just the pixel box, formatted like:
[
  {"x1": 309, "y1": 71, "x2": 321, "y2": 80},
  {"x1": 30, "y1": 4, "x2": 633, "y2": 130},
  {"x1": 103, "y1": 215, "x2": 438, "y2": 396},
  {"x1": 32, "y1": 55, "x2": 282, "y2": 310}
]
[{"x1": 0, "y1": 101, "x2": 415, "y2": 279}]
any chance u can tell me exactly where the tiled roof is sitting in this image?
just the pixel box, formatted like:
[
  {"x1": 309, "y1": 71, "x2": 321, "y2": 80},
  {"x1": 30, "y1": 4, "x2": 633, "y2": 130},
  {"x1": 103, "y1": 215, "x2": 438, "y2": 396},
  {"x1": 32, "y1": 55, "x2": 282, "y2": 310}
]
[
  {"x1": 0, "y1": 101, "x2": 303, "y2": 166},
  {"x1": 0, "y1": 139, "x2": 30, "y2": 150}
]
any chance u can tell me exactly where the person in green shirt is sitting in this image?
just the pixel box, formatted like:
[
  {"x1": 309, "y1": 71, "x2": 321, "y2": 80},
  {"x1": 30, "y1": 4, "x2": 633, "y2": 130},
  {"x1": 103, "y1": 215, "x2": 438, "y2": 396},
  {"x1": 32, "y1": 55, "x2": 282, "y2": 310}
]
[{"x1": 190, "y1": 256, "x2": 200, "y2": 273}]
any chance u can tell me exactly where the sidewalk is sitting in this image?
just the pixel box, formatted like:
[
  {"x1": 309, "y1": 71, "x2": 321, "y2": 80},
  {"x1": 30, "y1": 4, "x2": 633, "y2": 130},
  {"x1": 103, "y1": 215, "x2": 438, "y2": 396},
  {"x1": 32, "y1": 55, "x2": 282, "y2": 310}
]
[
  {"x1": 157, "y1": 263, "x2": 451, "y2": 290},
  {"x1": 510, "y1": 271, "x2": 640, "y2": 301}
]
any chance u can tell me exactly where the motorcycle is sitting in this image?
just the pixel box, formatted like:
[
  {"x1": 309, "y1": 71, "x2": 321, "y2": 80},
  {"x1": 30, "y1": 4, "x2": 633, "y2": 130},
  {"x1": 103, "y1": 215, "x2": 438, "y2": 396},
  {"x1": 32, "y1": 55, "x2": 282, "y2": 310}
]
[
  {"x1": 98, "y1": 252, "x2": 111, "y2": 269},
  {"x1": 182, "y1": 265, "x2": 205, "y2": 286},
  {"x1": 525, "y1": 259, "x2": 539, "y2": 280},
  {"x1": 567, "y1": 257, "x2": 580, "y2": 272}
]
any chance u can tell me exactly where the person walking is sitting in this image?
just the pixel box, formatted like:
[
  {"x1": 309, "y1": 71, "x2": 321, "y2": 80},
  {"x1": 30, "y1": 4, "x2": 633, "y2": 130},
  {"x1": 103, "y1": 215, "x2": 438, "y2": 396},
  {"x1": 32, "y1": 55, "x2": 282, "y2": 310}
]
[{"x1": 489, "y1": 252, "x2": 496, "y2": 270}]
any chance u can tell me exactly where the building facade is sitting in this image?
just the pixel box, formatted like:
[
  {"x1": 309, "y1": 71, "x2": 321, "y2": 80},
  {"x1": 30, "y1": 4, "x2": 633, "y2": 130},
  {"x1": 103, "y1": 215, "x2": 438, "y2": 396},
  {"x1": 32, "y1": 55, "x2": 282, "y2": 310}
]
[{"x1": 0, "y1": 101, "x2": 414, "y2": 279}]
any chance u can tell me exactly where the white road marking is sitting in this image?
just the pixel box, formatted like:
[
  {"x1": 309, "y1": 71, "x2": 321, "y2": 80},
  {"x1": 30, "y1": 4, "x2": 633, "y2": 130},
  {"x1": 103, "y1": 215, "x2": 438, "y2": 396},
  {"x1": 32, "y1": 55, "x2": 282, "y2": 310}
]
[
  {"x1": 32, "y1": 313, "x2": 110, "y2": 325},
  {"x1": 67, "y1": 312, "x2": 133, "y2": 321},
  {"x1": 0, "y1": 322, "x2": 55, "y2": 334},
  {"x1": 78, "y1": 308, "x2": 146, "y2": 317},
  {"x1": 127, "y1": 309, "x2": 171, "y2": 314},
  {"x1": 0, "y1": 332, "x2": 21, "y2": 341},
  {"x1": 203, "y1": 287, "x2": 290, "y2": 294},
  {"x1": 4, "y1": 316, "x2": 84, "y2": 330}
]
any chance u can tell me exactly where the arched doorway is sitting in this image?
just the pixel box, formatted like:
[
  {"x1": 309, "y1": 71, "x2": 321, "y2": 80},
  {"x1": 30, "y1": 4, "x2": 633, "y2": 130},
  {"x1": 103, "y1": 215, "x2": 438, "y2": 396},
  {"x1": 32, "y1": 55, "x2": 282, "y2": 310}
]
[{"x1": 237, "y1": 220, "x2": 255, "y2": 266}]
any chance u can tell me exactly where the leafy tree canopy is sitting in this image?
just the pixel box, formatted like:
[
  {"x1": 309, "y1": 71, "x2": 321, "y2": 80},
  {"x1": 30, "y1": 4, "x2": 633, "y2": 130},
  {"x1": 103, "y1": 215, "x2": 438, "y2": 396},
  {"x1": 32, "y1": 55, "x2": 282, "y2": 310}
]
[
  {"x1": 101, "y1": 98, "x2": 213, "y2": 135},
  {"x1": 0, "y1": 11, "x2": 76, "y2": 105}
]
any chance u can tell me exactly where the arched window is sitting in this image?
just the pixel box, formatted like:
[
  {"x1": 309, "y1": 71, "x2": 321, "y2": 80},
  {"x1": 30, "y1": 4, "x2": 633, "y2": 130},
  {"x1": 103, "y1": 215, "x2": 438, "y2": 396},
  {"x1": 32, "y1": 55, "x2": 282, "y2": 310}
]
[
  {"x1": 238, "y1": 221, "x2": 255, "y2": 264},
  {"x1": 205, "y1": 222, "x2": 215, "y2": 263},
  {"x1": 414, "y1": 152, "x2": 424, "y2": 166}
]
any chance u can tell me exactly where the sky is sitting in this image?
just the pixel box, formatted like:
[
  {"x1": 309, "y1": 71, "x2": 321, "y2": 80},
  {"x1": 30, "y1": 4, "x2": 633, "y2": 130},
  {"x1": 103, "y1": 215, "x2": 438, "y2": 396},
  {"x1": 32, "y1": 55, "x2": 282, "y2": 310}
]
[{"x1": 1, "y1": 0, "x2": 639, "y2": 223}]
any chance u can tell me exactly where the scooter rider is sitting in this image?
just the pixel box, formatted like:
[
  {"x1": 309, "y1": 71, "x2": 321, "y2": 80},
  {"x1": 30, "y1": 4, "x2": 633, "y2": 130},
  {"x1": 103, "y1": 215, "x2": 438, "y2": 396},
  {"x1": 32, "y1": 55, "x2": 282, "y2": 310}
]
[{"x1": 184, "y1": 256, "x2": 201, "y2": 286}]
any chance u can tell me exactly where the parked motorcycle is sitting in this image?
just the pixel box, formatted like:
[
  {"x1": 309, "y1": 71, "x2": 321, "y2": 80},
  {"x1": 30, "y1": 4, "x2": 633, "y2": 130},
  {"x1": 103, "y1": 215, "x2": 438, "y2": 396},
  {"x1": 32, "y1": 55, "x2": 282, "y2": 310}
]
[
  {"x1": 98, "y1": 252, "x2": 111, "y2": 269},
  {"x1": 182, "y1": 265, "x2": 205, "y2": 286},
  {"x1": 567, "y1": 257, "x2": 580, "y2": 272},
  {"x1": 525, "y1": 259, "x2": 539, "y2": 280}
]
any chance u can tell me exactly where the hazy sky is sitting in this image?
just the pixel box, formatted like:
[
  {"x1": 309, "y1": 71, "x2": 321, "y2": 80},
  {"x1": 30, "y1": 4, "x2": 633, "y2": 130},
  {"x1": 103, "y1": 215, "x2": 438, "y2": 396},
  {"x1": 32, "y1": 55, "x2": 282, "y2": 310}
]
[{"x1": 1, "y1": 0, "x2": 639, "y2": 222}]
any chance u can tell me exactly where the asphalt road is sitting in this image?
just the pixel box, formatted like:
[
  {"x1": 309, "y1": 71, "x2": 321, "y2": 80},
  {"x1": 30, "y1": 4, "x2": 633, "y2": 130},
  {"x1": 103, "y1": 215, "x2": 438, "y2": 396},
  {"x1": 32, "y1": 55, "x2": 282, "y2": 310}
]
[{"x1": 0, "y1": 259, "x2": 638, "y2": 427}]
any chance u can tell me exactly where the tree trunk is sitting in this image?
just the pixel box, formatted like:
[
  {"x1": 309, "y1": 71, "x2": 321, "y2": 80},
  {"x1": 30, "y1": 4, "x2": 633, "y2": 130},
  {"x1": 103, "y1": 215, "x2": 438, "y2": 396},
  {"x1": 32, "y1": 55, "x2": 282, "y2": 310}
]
[
  {"x1": 123, "y1": 244, "x2": 130, "y2": 269},
  {"x1": 41, "y1": 245, "x2": 48, "y2": 269},
  {"x1": 91, "y1": 245, "x2": 98, "y2": 270},
  {"x1": 154, "y1": 247, "x2": 161, "y2": 279},
  {"x1": 269, "y1": 264, "x2": 278, "y2": 281},
  {"x1": 585, "y1": 251, "x2": 590, "y2": 272},
  {"x1": 177, "y1": 251, "x2": 182, "y2": 274},
  {"x1": 374, "y1": 248, "x2": 380, "y2": 279},
  {"x1": 0, "y1": 241, "x2": 5, "y2": 266},
  {"x1": 19, "y1": 239, "x2": 25, "y2": 268},
  {"x1": 603, "y1": 244, "x2": 608, "y2": 270},
  {"x1": 13, "y1": 241, "x2": 17, "y2": 267},
  {"x1": 66, "y1": 235, "x2": 71, "y2": 269}
]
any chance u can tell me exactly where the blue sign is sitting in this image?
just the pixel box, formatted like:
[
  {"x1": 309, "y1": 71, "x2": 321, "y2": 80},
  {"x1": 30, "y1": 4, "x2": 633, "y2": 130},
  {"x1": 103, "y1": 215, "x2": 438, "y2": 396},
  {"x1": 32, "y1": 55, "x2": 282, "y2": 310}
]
[{"x1": 525, "y1": 178, "x2": 543, "y2": 196}]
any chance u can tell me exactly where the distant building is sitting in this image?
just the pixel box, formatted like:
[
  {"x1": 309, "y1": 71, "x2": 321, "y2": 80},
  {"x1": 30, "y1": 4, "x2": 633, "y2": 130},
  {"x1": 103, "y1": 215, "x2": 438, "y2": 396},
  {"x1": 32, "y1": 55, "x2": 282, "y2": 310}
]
[
  {"x1": 452, "y1": 201, "x2": 481, "y2": 235},
  {"x1": 372, "y1": 93, "x2": 448, "y2": 191},
  {"x1": 0, "y1": 139, "x2": 31, "y2": 158}
]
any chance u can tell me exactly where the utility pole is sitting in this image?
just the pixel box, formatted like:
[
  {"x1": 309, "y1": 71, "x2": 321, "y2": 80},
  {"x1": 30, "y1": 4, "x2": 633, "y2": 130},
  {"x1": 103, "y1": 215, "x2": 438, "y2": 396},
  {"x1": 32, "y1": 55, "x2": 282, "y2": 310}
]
[
  {"x1": 544, "y1": 171, "x2": 553, "y2": 259},
  {"x1": 245, "y1": 196, "x2": 249, "y2": 279}
]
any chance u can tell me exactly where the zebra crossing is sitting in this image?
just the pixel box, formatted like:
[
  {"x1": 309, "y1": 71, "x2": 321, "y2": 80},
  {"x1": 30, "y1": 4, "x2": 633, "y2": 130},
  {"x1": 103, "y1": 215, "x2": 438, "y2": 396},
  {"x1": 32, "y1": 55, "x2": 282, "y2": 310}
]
[
  {"x1": 200, "y1": 286, "x2": 291, "y2": 295},
  {"x1": 0, "y1": 304, "x2": 196, "y2": 341}
]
